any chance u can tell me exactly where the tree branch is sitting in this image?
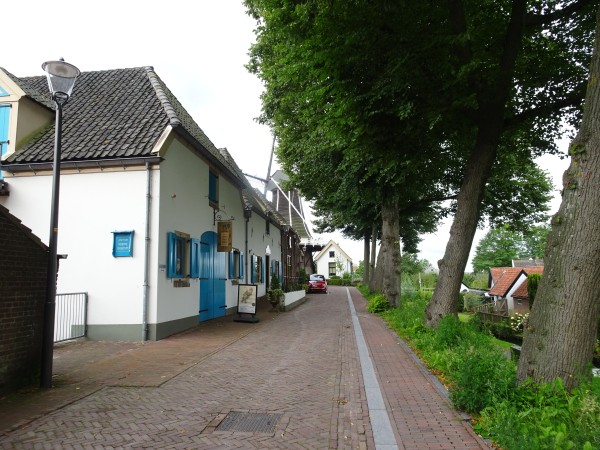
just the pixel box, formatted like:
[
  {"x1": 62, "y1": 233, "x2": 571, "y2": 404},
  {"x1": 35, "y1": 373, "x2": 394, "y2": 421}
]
[
  {"x1": 503, "y1": 84, "x2": 586, "y2": 129},
  {"x1": 525, "y1": 0, "x2": 593, "y2": 27}
]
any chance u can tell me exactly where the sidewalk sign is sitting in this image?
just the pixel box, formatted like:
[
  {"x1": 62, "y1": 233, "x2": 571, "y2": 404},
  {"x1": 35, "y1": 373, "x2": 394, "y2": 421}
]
[{"x1": 235, "y1": 284, "x2": 259, "y2": 323}]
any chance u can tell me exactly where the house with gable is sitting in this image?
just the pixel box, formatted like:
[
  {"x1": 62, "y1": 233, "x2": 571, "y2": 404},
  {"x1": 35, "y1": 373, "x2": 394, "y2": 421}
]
[
  {"x1": 0, "y1": 65, "x2": 290, "y2": 341},
  {"x1": 488, "y1": 266, "x2": 544, "y2": 314},
  {"x1": 313, "y1": 240, "x2": 353, "y2": 278}
]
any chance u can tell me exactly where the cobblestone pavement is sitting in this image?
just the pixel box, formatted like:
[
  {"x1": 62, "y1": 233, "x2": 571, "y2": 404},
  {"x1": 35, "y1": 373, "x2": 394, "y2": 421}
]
[{"x1": 0, "y1": 287, "x2": 489, "y2": 449}]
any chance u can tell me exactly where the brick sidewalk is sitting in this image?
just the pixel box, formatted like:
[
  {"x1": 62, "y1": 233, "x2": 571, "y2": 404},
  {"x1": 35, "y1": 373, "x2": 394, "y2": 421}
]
[{"x1": 0, "y1": 287, "x2": 489, "y2": 449}]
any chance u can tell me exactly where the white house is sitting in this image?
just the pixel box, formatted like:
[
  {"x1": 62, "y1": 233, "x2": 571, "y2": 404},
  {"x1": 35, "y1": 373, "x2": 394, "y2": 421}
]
[
  {"x1": 0, "y1": 66, "x2": 290, "y2": 341},
  {"x1": 488, "y1": 266, "x2": 544, "y2": 314},
  {"x1": 313, "y1": 240, "x2": 353, "y2": 278}
]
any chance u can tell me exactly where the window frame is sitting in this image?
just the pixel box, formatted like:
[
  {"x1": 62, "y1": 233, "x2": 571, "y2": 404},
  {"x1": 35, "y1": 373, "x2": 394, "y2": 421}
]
[
  {"x1": 328, "y1": 262, "x2": 336, "y2": 277},
  {"x1": 229, "y1": 249, "x2": 244, "y2": 280},
  {"x1": 208, "y1": 170, "x2": 219, "y2": 205},
  {"x1": 167, "y1": 231, "x2": 191, "y2": 279},
  {"x1": 0, "y1": 104, "x2": 10, "y2": 162}
]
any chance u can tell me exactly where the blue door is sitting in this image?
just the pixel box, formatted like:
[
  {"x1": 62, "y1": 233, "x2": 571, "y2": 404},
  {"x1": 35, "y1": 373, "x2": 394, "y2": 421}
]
[{"x1": 199, "y1": 231, "x2": 226, "y2": 321}]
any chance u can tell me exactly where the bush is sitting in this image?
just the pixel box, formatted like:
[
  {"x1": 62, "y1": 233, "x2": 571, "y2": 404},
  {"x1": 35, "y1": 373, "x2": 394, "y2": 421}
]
[
  {"x1": 476, "y1": 378, "x2": 600, "y2": 449},
  {"x1": 367, "y1": 294, "x2": 390, "y2": 313},
  {"x1": 463, "y1": 292, "x2": 484, "y2": 311},
  {"x1": 449, "y1": 345, "x2": 516, "y2": 413}
]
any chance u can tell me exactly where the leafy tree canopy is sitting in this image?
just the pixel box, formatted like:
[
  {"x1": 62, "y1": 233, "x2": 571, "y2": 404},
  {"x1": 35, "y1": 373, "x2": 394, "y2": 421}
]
[{"x1": 471, "y1": 224, "x2": 550, "y2": 272}]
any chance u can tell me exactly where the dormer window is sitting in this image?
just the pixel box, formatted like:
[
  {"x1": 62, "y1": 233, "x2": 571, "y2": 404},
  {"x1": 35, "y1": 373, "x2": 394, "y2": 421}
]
[
  {"x1": 208, "y1": 170, "x2": 219, "y2": 205},
  {"x1": 0, "y1": 103, "x2": 10, "y2": 161}
]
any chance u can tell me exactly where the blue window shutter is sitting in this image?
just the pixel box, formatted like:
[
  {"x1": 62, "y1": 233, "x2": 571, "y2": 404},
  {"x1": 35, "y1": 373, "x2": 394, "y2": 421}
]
[
  {"x1": 167, "y1": 232, "x2": 185, "y2": 278},
  {"x1": 251, "y1": 255, "x2": 256, "y2": 283},
  {"x1": 279, "y1": 261, "x2": 282, "y2": 283},
  {"x1": 261, "y1": 258, "x2": 265, "y2": 283},
  {"x1": 208, "y1": 171, "x2": 218, "y2": 203},
  {"x1": 167, "y1": 232, "x2": 177, "y2": 278},
  {"x1": 228, "y1": 251, "x2": 234, "y2": 279},
  {"x1": 240, "y1": 252, "x2": 244, "y2": 279},
  {"x1": 0, "y1": 104, "x2": 10, "y2": 161},
  {"x1": 190, "y1": 238, "x2": 200, "y2": 278}
]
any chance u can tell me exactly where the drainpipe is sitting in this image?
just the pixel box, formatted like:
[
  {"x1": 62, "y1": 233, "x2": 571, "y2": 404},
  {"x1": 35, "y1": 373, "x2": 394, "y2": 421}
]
[
  {"x1": 142, "y1": 161, "x2": 152, "y2": 340},
  {"x1": 244, "y1": 207, "x2": 252, "y2": 284}
]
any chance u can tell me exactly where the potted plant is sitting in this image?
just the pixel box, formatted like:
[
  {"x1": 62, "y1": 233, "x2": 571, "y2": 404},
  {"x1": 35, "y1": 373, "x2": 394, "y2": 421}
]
[{"x1": 268, "y1": 275, "x2": 284, "y2": 311}]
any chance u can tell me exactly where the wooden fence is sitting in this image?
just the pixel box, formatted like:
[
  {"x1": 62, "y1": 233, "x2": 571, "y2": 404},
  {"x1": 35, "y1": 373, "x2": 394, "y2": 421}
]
[{"x1": 473, "y1": 299, "x2": 508, "y2": 323}]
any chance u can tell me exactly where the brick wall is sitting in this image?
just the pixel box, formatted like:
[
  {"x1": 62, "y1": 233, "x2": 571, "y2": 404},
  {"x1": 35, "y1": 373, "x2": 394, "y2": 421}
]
[{"x1": 0, "y1": 205, "x2": 48, "y2": 394}]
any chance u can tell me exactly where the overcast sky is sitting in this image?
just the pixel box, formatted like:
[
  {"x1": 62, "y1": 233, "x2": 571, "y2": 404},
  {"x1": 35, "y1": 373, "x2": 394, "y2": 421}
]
[{"x1": 3, "y1": 0, "x2": 571, "y2": 269}]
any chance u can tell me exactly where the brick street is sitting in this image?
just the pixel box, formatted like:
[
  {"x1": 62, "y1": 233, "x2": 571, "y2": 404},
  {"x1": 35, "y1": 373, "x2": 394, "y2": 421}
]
[{"x1": 0, "y1": 286, "x2": 488, "y2": 449}]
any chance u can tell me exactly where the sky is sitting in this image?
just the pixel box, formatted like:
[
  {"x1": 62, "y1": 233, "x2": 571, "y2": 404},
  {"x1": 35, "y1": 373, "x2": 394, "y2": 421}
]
[{"x1": 2, "y1": 0, "x2": 572, "y2": 270}]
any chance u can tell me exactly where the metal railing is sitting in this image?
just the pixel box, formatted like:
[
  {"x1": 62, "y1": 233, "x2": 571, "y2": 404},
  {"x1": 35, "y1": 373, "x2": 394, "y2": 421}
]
[{"x1": 54, "y1": 292, "x2": 88, "y2": 343}]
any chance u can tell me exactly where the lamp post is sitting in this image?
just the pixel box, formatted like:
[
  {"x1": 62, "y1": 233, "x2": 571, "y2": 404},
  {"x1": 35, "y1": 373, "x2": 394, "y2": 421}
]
[{"x1": 40, "y1": 59, "x2": 80, "y2": 389}]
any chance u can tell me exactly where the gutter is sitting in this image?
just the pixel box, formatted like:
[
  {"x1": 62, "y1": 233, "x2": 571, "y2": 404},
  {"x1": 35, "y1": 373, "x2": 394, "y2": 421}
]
[{"x1": 1, "y1": 156, "x2": 162, "y2": 173}]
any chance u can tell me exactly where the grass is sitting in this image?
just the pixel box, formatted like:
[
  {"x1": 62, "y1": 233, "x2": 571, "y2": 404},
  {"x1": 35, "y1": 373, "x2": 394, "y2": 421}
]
[{"x1": 360, "y1": 286, "x2": 600, "y2": 449}]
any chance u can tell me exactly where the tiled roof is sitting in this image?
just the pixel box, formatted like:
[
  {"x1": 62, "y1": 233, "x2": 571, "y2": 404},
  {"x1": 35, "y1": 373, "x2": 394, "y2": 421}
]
[
  {"x1": 512, "y1": 280, "x2": 528, "y2": 298},
  {"x1": 1, "y1": 68, "x2": 54, "y2": 109},
  {"x1": 513, "y1": 266, "x2": 545, "y2": 298},
  {"x1": 489, "y1": 266, "x2": 544, "y2": 297},
  {"x1": 4, "y1": 67, "x2": 245, "y2": 186},
  {"x1": 489, "y1": 267, "x2": 523, "y2": 297},
  {"x1": 522, "y1": 266, "x2": 544, "y2": 276},
  {"x1": 513, "y1": 259, "x2": 544, "y2": 267},
  {"x1": 241, "y1": 188, "x2": 287, "y2": 228}
]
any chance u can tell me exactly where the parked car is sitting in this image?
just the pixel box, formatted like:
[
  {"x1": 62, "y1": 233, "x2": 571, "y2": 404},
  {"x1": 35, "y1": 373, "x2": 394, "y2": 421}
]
[{"x1": 307, "y1": 274, "x2": 328, "y2": 294}]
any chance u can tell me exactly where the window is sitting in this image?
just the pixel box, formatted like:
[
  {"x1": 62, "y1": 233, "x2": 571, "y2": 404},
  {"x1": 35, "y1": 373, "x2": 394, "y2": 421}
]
[
  {"x1": 208, "y1": 170, "x2": 219, "y2": 204},
  {"x1": 0, "y1": 104, "x2": 10, "y2": 167},
  {"x1": 270, "y1": 260, "x2": 281, "y2": 282},
  {"x1": 167, "y1": 231, "x2": 191, "y2": 279},
  {"x1": 329, "y1": 251, "x2": 335, "y2": 258},
  {"x1": 229, "y1": 249, "x2": 244, "y2": 280},
  {"x1": 250, "y1": 255, "x2": 264, "y2": 283},
  {"x1": 265, "y1": 219, "x2": 270, "y2": 235},
  {"x1": 329, "y1": 262, "x2": 336, "y2": 277}
]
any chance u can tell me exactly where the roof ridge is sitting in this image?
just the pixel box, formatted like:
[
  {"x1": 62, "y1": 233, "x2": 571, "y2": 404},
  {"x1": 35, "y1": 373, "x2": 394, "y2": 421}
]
[{"x1": 144, "y1": 66, "x2": 180, "y2": 127}]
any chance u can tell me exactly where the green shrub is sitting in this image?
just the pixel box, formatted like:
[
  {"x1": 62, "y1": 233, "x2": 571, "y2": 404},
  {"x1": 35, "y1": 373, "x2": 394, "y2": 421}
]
[
  {"x1": 476, "y1": 378, "x2": 600, "y2": 449},
  {"x1": 463, "y1": 292, "x2": 484, "y2": 311},
  {"x1": 367, "y1": 294, "x2": 390, "y2": 313},
  {"x1": 449, "y1": 345, "x2": 516, "y2": 413},
  {"x1": 372, "y1": 288, "x2": 600, "y2": 448},
  {"x1": 528, "y1": 273, "x2": 541, "y2": 310}
]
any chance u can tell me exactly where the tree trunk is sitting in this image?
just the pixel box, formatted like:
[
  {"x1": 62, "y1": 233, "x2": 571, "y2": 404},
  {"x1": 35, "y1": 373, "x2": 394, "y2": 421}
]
[
  {"x1": 517, "y1": 7, "x2": 600, "y2": 389},
  {"x1": 363, "y1": 233, "x2": 370, "y2": 284},
  {"x1": 379, "y1": 194, "x2": 402, "y2": 307},
  {"x1": 372, "y1": 242, "x2": 384, "y2": 293},
  {"x1": 425, "y1": 0, "x2": 527, "y2": 327},
  {"x1": 369, "y1": 223, "x2": 378, "y2": 292}
]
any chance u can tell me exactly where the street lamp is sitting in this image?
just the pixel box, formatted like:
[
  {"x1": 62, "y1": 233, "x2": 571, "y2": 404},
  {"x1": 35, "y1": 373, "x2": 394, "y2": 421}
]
[{"x1": 40, "y1": 59, "x2": 80, "y2": 389}]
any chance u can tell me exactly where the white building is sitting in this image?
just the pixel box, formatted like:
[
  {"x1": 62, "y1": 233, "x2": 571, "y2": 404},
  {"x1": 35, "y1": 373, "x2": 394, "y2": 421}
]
[
  {"x1": 313, "y1": 240, "x2": 353, "y2": 278},
  {"x1": 0, "y1": 66, "x2": 289, "y2": 340}
]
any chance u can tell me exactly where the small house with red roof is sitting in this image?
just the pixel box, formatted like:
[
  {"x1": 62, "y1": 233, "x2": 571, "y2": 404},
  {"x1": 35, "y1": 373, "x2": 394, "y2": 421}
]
[{"x1": 488, "y1": 266, "x2": 544, "y2": 314}]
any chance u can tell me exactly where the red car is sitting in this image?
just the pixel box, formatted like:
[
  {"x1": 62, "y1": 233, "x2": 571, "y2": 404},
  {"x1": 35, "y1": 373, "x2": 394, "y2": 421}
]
[{"x1": 307, "y1": 274, "x2": 328, "y2": 294}]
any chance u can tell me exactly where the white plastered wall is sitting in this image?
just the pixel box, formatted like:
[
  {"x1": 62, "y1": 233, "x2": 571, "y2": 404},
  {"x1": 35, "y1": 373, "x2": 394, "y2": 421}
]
[{"x1": 0, "y1": 168, "x2": 156, "y2": 326}]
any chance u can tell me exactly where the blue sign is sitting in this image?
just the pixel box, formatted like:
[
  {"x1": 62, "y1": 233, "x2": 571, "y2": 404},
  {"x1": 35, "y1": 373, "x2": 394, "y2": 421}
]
[{"x1": 112, "y1": 231, "x2": 134, "y2": 257}]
